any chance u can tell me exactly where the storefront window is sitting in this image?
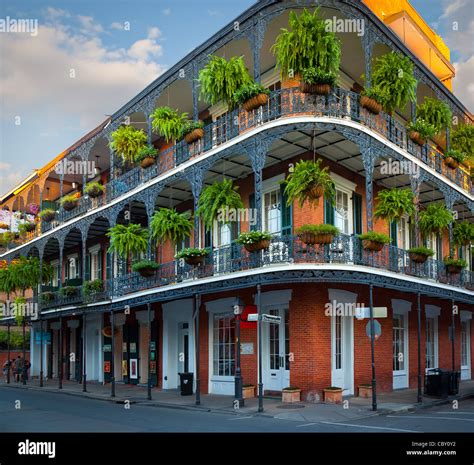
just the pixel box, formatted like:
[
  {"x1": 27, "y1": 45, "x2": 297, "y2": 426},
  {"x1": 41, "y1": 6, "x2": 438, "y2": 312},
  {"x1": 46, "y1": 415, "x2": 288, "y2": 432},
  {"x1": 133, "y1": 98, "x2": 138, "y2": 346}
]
[{"x1": 213, "y1": 314, "x2": 235, "y2": 376}]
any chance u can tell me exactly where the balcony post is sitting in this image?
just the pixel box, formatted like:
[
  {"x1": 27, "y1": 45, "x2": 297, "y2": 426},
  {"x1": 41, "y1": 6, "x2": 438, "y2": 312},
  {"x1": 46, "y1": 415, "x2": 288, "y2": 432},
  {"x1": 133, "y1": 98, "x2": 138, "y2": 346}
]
[
  {"x1": 59, "y1": 316, "x2": 63, "y2": 389},
  {"x1": 192, "y1": 62, "x2": 199, "y2": 120},
  {"x1": 187, "y1": 166, "x2": 204, "y2": 248},
  {"x1": 194, "y1": 293, "x2": 201, "y2": 405},
  {"x1": 147, "y1": 302, "x2": 152, "y2": 401},
  {"x1": 110, "y1": 310, "x2": 116, "y2": 397},
  {"x1": 82, "y1": 238, "x2": 87, "y2": 294},
  {"x1": 246, "y1": 138, "x2": 267, "y2": 232},
  {"x1": 250, "y1": 17, "x2": 264, "y2": 82},
  {"x1": 410, "y1": 172, "x2": 423, "y2": 247},
  {"x1": 362, "y1": 27, "x2": 374, "y2": 89},
  {"x1": 82, "y1": 309, "x2": 87, "y2": 392},
  {"x1": 59, "y1": 245, "x2": 64, "y2": 291},
  {"x1": 361, "y1": 145, "x2": 375, "y2": 231},
  {"x1": 444, "y1": 193, "x2": 455, "y2": 256},
  {"x1": 417, "y1": 291, "x2": 422, "y2": 403}
]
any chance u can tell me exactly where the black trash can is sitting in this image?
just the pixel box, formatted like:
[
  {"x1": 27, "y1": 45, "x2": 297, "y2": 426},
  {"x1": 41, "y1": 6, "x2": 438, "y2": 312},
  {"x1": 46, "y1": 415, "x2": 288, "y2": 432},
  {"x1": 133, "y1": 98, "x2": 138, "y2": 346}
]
[
  {"x1": 178, "y1": 372, "x2": 194, "y2": 396},
  {"x1": 424, "y1": 369, "x2": 450, "y2": 398},
  {"x1": 449, "y1": 371, "x2": 460, "y2": 395}
]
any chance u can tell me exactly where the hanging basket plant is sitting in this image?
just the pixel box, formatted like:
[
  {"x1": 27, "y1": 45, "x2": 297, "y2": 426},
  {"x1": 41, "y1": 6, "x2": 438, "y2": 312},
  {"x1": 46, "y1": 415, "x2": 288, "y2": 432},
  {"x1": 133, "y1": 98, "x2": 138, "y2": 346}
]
[
  {"x1": 271, "y1": 8, "x2": 341, "y2": 84},
  {"x1": 175, "y1": 248, "x2": 209, "y2": 266},
  {"x1": 39, "y1": 209, "x2": 56, "y2": 222},
  {"x1": 150, "y1": 208, "x2": 193, "y2": 244},
  {"x1": 199, "y1": 55, "x2": 252, "y2": 108},
  {"x1": 443, "y1": 149, "x2": 466, "y2": 170},
  {"x1": 18, "y1": 222, "x2": 36, "y2": 235},
  {"x1": 444, "y1": 257, "x2": 467, "y2": 274},
  {"x1": 360, "y1": 87, "x2": 387, "y2": 115},
  {"x1": 374, "y1": 188, "x2": 415, "y2": 224},
  {"x1": 453, "y1": 221, "x2": 474, "y2": 246},
  {"x1": 132, "y1": 260, "x2": 159, "y2": 278},
  {"x1": 150, "y1": 107, "x2": 188, "y2": 143},
  {"x1": 299, "y1": 68, "x2": 337, "y2": 95},
  {"x1": 283, "y1": 159, "x2": 335, "y2": 208},
  {"x1": 406, "y1": 119, "x2": 436, "y2": 146},
  {"x1": 234, "y1": 82, "x2": 270, "y2": 111},
  {"x1": 135, "y1": 145, "x2": 158, "y2": 169},
  {"x1": 416, "y1": 97, "x2": 452, "y2": 136},
  {"x1": 84, "y1": 181, "x2": 104, "y2": 198},
  {"x1": 0, "y1": 222, "x2": 8, "y2": 230},
  {"x1": 407, "y1": 247, "x2": 434, "y2": 264},
  {"x1": 451, "y1": 124, "x2": 474, "y2": 164},
  {"x1": 358, "y1": 232, "x2": 390, "y2": 252},
  {"x1": 296, "y1": 224, "x2": 339, "y2": 245},
  {"x1": 60, "y1": 194, "x2": 79, "y2": 211},
  {"x1": 109, "y1": 125, "x2": 148, "y2": 165},
  {"x1": 197, "y1": 179, "x2": 244, "y2": 230},
  {"x1": 107, "y1": 223, "x2": 149, "y2": 262},
  {"x1": 419, "y1": 203, "x2": 453, "y2": 238},
  {"x1": 236, "y1": 231, "x2": 272, "y2": 253},
  {"x1": 181, "y1": 121, "x2": 205, "y2": 144}
]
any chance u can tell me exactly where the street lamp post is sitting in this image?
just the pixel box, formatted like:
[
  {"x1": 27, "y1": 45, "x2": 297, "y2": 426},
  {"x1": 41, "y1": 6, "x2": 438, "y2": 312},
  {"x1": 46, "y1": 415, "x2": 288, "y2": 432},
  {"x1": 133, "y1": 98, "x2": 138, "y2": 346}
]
[{"x1": 233, "y1": 298, "x2": 245, "y2": 409}]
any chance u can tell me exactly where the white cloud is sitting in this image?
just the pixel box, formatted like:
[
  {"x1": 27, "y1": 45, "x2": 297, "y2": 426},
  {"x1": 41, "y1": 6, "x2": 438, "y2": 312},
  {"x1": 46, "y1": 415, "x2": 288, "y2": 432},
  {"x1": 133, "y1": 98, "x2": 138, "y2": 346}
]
[
  {"x1": 440, "y1": 0, "x2": 467, "y2": 19},
  {"x1": 77, "y1": 15, "x2": 104, "y2": 34},
  {"x1": 163, "y1": 8, "x2": 171, "y2": 16},
  {"x1": 0, "y1": 162, "x2": 12, "y2": 170},
  {"x1": 452, "y1": 56, "x2": 474, "y2": 112},
  {"x1": 148, "y1": 26, "x2": 162, "y2": 40},
  {"x1": 45, "y1": 7, "x2": 70, "y2": 20},
  {"x1": 110, "y1": 22, "x2": 124, "y2": 30}
]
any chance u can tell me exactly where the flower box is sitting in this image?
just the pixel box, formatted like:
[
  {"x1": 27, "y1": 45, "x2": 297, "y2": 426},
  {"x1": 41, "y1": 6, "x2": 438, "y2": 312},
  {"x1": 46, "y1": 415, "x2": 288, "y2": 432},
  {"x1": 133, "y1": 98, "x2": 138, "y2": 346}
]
[
  {"x1": 358, "y1": 384, "x2": 372, "y2": 399},
  {"x1": 282, "y1": 388, "x2": 301, "y2": 403},
  {"x1": 184, "y1": 128, "x2": 204, "y2": 144},
  {"x1": 242, "y1": 93, "x2": 268, "y2": 112},
  {"x1": 409, "y1": 131, "x2": 426, "y2": 146},
  {"x1": 243, "y1": 239, "x2": 271, "y2": 253},
  {"x1": 360, "y1": 95, "x2": 382, "y2": 115},
  {"x1": 323, "y1": 387, "x2": 343, "y2": 404},
  {"x1": 243, "y1": 385, "x2": 255, "y2": 399},
  {"x1": 362, "y1": 240, "x2": 385, "y2": 252}
]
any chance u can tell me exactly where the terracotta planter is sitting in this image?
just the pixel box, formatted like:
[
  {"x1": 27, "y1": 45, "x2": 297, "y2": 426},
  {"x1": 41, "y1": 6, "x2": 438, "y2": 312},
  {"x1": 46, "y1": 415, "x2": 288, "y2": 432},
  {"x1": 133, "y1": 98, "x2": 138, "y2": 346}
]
[
  {"x1": 446, "y1": 264, "x2": 463, "y2": 274},
  {"x1": 409, "y1": 131, "x2": 426, "y2": 146},
  {"x1": 184, "y1": 255, "x2": 206, "y2": 266},
  {"x1": 282, "y1": 389, "x2": 301, "y2": 403},
  {"x1": 184, "y1": 128, "x2": 204, "y2": 144},
  {"x1": 409, "y1": 252, "x2": 429, "y2": 264},
  {"x1": 62, "y1": 200, "x2": 78, "y2": 211},
  {"x1": 299, "y1": 232, "x2": 334, "y2": 245},
  {"x1": 243, "y1": 386, "x2": 255, "y2": 399},
  {"x1": 281, "y1": 74, "x2": 301, "y2": 89},
  {"x1": 360, "y1": 95, "x2": 382, "y2": 115},
  {"x1": 444, "y1": 157, "x2": 459, "y2": 170},
  {"x1": 140, "y1": 157, "x2": 155, "y2": 169},
  {"x1": 41, "y1": 212, "x2": 56, "y2": 222},
  {"x1": 358, "y1": 385, "x2": 372, "y2": 399},
  {"x1": 299, "y1": 82, "x2": 331, "y2": 95},
  {"x1": 242, "y1": 93, "x2": 269, "y2": 112},
  {"x1": 324, "y1": 388, "x2": 343, "y2": 404},
  {"x1": 362, "y1": 240, "x2": 385, "y2": 252},
  {"x1": 137, "y1": 266, "x2": 157, "y2": 278},
  {"x1": 243, "y1": 239, "x2": 271, "y2": 253},
  {"x1": 87, "y1": 185, "x2": 104, "y2": 197}
]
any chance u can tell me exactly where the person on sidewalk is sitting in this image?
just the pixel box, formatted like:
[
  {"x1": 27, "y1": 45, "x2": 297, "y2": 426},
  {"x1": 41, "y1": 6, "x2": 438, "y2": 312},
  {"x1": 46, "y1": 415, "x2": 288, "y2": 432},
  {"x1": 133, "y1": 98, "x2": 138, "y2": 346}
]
[
  {"x1": 14, "y1": 356, "x2": 23, "y2": 382},
  {"x1": 2, "y1": 359, "x2": 12, "y2": 382},
  {"x1": 23, "y1": 359, "x2": 31, "y2": 381}
]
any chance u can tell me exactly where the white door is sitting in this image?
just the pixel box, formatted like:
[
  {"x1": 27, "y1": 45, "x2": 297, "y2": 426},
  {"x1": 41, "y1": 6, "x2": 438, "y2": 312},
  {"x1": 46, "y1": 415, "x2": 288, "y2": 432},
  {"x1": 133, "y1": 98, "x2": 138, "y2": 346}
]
[
  {"x1": 461, "y1": 320, "x2": 471, "y2": 380},
  {"x1": 393, "y1": 313, "x2": 409, "y2": 389},
  {"x1": 331, "y1": 315, "x2": 354, "y2": 395},
  {"x1": 177, "y1": 322, "x2": 190, "y2": 377},
  {"x1": 333, "y1": 187, "x2": 354, "y2": 262},
  {"x1": 264, "y1": 308, "x2": 290, "y2": 391},
  {"x1": 213, "y1": 222, "x2": 232, "y2": 274}
]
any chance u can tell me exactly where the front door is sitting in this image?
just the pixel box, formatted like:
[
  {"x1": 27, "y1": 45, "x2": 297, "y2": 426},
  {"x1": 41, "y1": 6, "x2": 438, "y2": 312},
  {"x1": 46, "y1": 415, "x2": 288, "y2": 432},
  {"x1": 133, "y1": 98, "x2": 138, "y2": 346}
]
[
  {"x1": 264, "y1": 308, "x2": 290, "y2": 391},
  {"x1": 331, "y1": 315, "x2": 354, "y2": 395},
  {"x1": 393, "y1": 313, "x2": 409, "y2": 389},
  {"x1": 177, "y1": 322, "x2": 190, "y2": 379}
]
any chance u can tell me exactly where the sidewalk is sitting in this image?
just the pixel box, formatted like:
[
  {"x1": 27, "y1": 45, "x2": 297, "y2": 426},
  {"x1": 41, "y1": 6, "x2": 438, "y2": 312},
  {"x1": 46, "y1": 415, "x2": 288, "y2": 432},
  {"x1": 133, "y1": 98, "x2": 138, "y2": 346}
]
[{"x1": 1, "y1": 378, "x2": 473, "y2": 424}]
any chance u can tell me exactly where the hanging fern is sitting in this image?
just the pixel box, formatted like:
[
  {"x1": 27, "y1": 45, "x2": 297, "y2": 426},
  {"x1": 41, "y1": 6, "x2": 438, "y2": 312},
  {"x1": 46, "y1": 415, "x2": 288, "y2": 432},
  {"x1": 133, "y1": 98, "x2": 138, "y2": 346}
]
[
  {"x1": 453, "y1": 221, "x2": 474, "y2": 245},
  {"x1": 371, "y1": 51, "x2": 417, "y2": 113},
  {"x1": 150, "y1": 208, "x2": 193, "y2": 244},
  {"x1": 199, "y1": 55, "x2": 252, "y2": 108},
  {"x1": 107, "y1": 223, "x2": 149, "y2": 260},
  {"x1": 419, "y1": 203, "x2": 453, "y2": 237},
  {"x1": 197, "y1": 179, "x2": 244, "y2": 230},
  {"x1": 150, "y1": 107, "x2": 188, "y2": 142},
  {"x1": 451, "y1": 124, "x2": 474, "y2": 163},
  {"x1": 416, "y1": 97, "x2": 452, "y2": 135},
  {"x1": 271, "y1": 8, "x2": 341, "y2": 78},
  {"x1": 109, "y1": 126, "x2": 147, "y2": 164},
  {"x1": 374, "y1": 188, "x2": 415, "y2": 223}
]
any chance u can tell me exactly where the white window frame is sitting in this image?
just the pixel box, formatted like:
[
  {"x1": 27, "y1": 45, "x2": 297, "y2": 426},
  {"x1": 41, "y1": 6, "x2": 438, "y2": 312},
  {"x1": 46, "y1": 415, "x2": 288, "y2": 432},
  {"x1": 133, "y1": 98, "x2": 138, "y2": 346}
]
[
  {"x1": 330, "y1": 173, "x2": 356, "y2": 236},
  {"x1": 66, "y1": 253, "x2": 79, "y2": 280},
  {"x1": 425, "y1": 305, "x2": 440, "y2": 371},
  {"x1": 88, "y1": 244, "x2": 101, "y2": 281}
]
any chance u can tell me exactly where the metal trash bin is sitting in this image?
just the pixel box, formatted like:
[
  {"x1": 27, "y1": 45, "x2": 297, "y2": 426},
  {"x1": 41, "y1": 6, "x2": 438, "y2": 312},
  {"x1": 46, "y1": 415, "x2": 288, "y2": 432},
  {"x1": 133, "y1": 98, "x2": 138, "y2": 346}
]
[
  {"x1": 449, "y1": 371, "x2": 460, "y2": 395},
  {"x1": 178, "y1": 372, "x2": 193, "y2": 396},
  {"x1": 424, "y1": 369, "x2": 450, "y2": 398}
]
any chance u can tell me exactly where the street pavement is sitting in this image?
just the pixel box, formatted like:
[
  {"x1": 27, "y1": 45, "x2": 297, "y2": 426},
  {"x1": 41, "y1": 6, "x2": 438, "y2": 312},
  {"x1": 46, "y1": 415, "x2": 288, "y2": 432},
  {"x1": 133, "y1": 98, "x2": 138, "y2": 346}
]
[{"x1": 0, "y1": 386, "x2": 473, "y2": 433}]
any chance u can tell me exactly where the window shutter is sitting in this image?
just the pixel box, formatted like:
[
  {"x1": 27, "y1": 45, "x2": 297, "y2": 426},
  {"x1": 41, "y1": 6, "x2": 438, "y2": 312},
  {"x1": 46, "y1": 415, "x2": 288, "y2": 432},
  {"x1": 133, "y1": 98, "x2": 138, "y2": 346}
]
[
  {"x1": 390, "y1": 221, "x2": 398, "y2": 247},
  {"x1": 249, "y1": 193, "x2": 256, "y2": 231},
  {"x1": 97, "y1": 250, "x2": 103, "y2": 280},
  {"x1": 204, "y1": 228, "x2": 212, "y2": 248},
  {"x1": 352, "y1": 193, "x2": 362, "y2": 235},
  {"x1": 280, "y1": 184, "x2": 292, "y2": 236},
  {"x1": 85, "y1": 254, "x2": 91, "y2": 281},
  {"x1": 324, "y1": 197, "x2": 335, "y2": 225}
]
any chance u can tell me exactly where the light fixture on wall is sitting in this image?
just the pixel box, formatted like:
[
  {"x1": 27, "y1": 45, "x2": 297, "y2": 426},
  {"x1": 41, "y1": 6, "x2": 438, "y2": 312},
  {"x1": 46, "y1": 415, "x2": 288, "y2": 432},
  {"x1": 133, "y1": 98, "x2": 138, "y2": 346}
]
[
  {"x1": 94, "y1": 155, "x2": 101, "y2": 176},
  {"x1": 72, "y1": 182, "x2": 77, "y2": 189},
  {"x1": 45, "y1": 187, "x2": 50, "y2": 200}
]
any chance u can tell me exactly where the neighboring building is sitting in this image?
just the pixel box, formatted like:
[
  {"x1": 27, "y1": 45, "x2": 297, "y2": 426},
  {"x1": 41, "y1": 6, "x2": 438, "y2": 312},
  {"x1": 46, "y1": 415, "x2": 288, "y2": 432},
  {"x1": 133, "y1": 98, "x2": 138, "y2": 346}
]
[{"x1": 0, "y1": 1, "x2": 472, "y2": 398}]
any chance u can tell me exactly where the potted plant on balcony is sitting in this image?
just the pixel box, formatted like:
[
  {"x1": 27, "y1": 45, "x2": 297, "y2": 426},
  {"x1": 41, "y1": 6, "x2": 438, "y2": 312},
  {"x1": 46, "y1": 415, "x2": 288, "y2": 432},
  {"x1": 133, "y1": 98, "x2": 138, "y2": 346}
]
[
  {"x1": 181, "y1": 120, "x2": 205, "y2": 144},
  {"x1": 451, "y1": 124, "x2": 474, "y2": 163},
  {"x1": 109, "y1": 125, "x2": 147, "y2": 165},
  {"x1": 360, "y1": 87, "x2": 387, "y2": 115},
  {"x1": 443, "y1": 257, "x2": 467, "y2": 274},
  {"x1": 323, "y1": 386, "x2": 343, "y2": 404},
  {"x1": 197, "y1": 179, "x2": 244, "y2": 231},
  {"x1": 27, "y1": 203, "x2": 40, "y2": 216},
  {"x1": 271, "y1": 8, "x2": 341, "y2": 88},
  {"x1": 281, "y1": 386, "x2": 302, "y2": 403},
  {"x1": 236, "y1": 231, "x2": 272, "y2": 253},
  {"x1": 406, "y1": 119, "x2": 436, "y2": 146},
  {"x1": 443, "y1": 149, "x2": 466, "y2": 170},
  {"x1": 175, "y1": 247, "x2": 209, "y2": 266},
  {"x1": 199, "y1": 55, "x2": 252, "y2": 109},
  {"x1": 416, "y1": 97, "x2": 452, "y2": 146},
  {"x1": 407, "y1": 246, "x2": 434, "y2": 264},
  {"x1": 299, "y1": 67, "x2": 337, "y2": 95},
  {"x1": 242, "y1": 384, "x2": 255, "y2": 399},
  {"x1": 83, "y1": 279, "x2": 104, "y2": 297},
  {"x1": 150, "y1": 208, "x2": 193, "y2": 245},
  {"x1": 60, "y1": 194, "x2": 79, "y2": 211},
  {"x1": 371, "y1": 51, "x2": 417, "y2": 114},
  {"x1": 453, "y1": 221, "x2": 474, "y2": 246},
  {"x1": 234, "y1": 82, "x2": 270, "y2": 111},
  {"x1": 41, "y1": 291, "x2": 55, "y2": 304},
  {"x1": 419, "y1": 203, "x2": 453, "y2": 238},
  {"x1": 39, "y1": 209, "x2": 56, "y2": 222},
  {"x1": 18, "y1": 222, "x2": 36, "y2": 234},
  {"x1": 60, "y1": 286, "x2": 78, "y2": 297},
  {"x1": 296, "y1": 224, "x2": 339, "y2": 245},
  {"x1": 375, "y1": 188, "x2": 415, "y2": 223},
  {"x1": 107, "y1": 223, "x2": 149, "y2": 267},
  {"x1": 0, "y1": 222, "x2": 8, "y2": 230},
  {"x1": 131, "y1": 260, "x2": 159, "y2": 278},
  {"x1": 283, "y1": 159, "x2": 335, "y2": 208},
  {"x1": 135, "y1": 145, "x2": 158, "y2": 169},
  {"x1": 358, "y1": 232, "x2": 390, "y2": 252},
  {"x1": 150, "y1": 106, "x2": 188, "y2": 143},
  {"x1": 84, "y1": 181, "x2": 104, "y2": 198}
]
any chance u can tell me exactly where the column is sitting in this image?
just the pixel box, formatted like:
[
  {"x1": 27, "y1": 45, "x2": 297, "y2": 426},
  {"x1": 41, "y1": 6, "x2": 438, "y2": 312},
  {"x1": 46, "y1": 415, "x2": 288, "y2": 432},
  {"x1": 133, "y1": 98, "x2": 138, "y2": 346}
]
[
  {"x1": 361, "y1": 144, "x2": 375, "y2": 231},
  {"x1": 188, "y1": 166, "x2": 203, "y2": 248},
  {"x1": 362, "y1": 27, "x2": 374, "y2": 89}
]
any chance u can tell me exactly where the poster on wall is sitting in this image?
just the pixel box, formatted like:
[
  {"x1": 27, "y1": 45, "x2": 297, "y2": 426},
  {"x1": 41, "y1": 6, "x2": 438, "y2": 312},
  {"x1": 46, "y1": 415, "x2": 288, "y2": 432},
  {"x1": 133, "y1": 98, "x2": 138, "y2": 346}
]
[
  {"x1": 121, "y1": 360, "x2": 128, "y2": 376},
  {"x1": 104, "y1": 361, "x2": 111, "y2": 373},
  {"x1": 130, "y1": 358, "x2": 138, "y2": 379}
]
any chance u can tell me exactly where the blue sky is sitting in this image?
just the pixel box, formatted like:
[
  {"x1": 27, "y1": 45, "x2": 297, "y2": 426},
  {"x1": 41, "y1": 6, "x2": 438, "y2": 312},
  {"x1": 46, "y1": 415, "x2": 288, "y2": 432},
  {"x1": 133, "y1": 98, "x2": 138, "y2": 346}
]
[{"x1": 0, "y1": 0, "x2": 472, "y2": 197}]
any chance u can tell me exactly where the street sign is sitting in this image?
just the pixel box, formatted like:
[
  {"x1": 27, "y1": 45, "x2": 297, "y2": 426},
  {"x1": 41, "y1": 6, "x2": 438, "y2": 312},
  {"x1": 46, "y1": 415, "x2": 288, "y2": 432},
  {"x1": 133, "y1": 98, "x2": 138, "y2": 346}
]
[
  {"x1": 355, "y1": 307, "x2": 388, "y2": 320},
  {"x1": 246, "y1": 313, "x2": 281, "y2": 324},
  {"x1": 366, "y1": 320, "x2": 382, "y2": 340}
]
